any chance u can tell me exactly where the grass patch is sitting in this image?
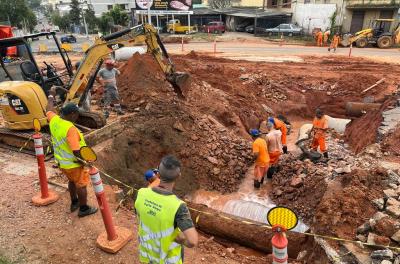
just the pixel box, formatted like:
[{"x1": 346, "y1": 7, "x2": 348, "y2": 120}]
[{"x1": 0, "y1": 255, "x2": 12, "y2": 264}]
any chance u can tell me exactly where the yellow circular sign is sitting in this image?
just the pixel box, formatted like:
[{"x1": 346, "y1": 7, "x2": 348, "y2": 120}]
[
  {"x1": 33, "y1": 118, "x2": 41, "y2": 132},
  {"x1": 80, "y1": 146, "x2": 97, "y2": 162},
  {"x1": 267, "y1": 206, "x2": 298, "y2": 230}
]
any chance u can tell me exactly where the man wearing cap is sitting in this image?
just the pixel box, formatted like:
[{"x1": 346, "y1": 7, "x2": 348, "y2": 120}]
[
  {"x1": 46, "y1": 92, "x2": 98, "y2": 217},
  {"x1": 268, "y1": 116, "x2": 288, "y2": 154},
  {"x1": 135, "y1": 155, "x2": 198, "y2": 263},
  {"x1": 144, "y1": 168, "x2": 161, "y2": 188},
  {"x1": 250, "y1": 129, "x2": 269, "y2": 189},
  {"x1": 96, "y1": 59, "x2": 124, "y2": 118}
]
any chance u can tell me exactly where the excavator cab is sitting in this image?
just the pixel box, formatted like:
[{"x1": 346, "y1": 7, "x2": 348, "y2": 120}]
[{"x1": 0, "y1": 32, "x2": 75, "y2": 130}]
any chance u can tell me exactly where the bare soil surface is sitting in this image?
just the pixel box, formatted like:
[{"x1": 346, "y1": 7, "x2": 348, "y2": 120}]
[{"x1": 0, "y1": 149, "x2": 268, "y2": 264}]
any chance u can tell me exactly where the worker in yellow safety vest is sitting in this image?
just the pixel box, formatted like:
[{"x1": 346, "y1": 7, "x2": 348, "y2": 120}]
[
  {"x1": 46, "y1": 91, "x2": 98, "y2": 217},
  {"x1": 135, "y1": 155, "x2": 198, "y2": 263}
]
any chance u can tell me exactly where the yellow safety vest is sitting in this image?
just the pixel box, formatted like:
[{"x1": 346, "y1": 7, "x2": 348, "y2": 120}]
[
  {"x1": 135, "y1": 188, "x2": 184, "y2": 264},
  {"x1": 49, "y1": 115, "x2": 86, "y2": 169}
]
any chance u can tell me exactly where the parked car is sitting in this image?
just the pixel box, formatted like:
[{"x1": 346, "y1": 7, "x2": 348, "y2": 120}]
[
  {"x1": 235, "y1": 21, "x2": 252, "y2": 32},
  {"x1": 60, "y1": 35, "x2": 77, "y2": 43},
  {"x1": 202, "y1": 21, "x2": 225, "y2": 33},
  {"x1": 265, "y1": 24, "x2": 303, "y2": 36},
  {"x1": 245, "y1": 25, "x2": 267, "y2": 34}
]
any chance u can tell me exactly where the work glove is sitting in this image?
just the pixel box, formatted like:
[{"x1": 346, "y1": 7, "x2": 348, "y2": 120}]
[{"x1": 282, "y1": 145, "x2": 288, "y2": 154}]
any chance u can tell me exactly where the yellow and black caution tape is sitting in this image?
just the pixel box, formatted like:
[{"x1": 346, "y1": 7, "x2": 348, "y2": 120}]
[{"x1": 80, "y1": 165, "x2": 400, "y2": 252}]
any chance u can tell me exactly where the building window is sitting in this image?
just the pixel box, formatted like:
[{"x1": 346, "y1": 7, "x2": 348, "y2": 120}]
[
  {"x1": 267, "y1": 0, "x2": 278, "y2": 8},
  {"x1": 119, "y1": 4, "x2": 127, "y2": 10},
  {"x1": 304, "y1": 0, "x2": 311, "y2": 3},
  {"x1": 193, "y1": 0, "x2": 202, "y2": 4},
  {"x1": 107, "y1": 4, "x2": 113, "y2": 10}
]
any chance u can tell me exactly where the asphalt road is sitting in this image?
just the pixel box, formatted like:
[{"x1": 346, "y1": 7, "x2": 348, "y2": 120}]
[{"x1": 29, "y1": 32, "x2": 400, "y2": 64}]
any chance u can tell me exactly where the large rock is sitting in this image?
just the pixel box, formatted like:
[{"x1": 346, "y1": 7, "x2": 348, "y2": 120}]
[
  {"x1": 383, "y1": 189, "x2": 398, "y2": 198},
  {"x1": 391, "y1": 230, "x2": 400, "y2": 243},
  {"x1": 357, "y1": 222, "x2": 371, "y2": 234},
  {"x1": 368, "y1": 233, "x2": 391, "y2": 247},
  {"x1": 374, "y1": 217, "x2": 399, "y2": 237}
]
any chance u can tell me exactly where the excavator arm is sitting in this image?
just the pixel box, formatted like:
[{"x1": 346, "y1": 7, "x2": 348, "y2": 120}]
[{"x1": 66, "y1": 24, "x2": 188, "y2": 104}]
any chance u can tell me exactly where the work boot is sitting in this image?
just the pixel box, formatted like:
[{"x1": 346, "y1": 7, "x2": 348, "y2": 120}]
[
  {"x1": 70, "y1": 199, "x2": 79, "y2": 213},
  {"x1": 323, "y1": 152, "x2": 329, "y2": 159},
  {"x1": 253, "y1": 180, "x2": 261, "y2": 189},
  {"x1": 260, "y1": 176, "x2": 265, "y2": 184},
  {"x1": 78, "y1": 206, "x2": 98, "y2": 218}
]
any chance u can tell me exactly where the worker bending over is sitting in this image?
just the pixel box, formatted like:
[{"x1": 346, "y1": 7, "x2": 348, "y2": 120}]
[
  {"x1": 316, "y1": 30, "x2": 323, "y2": 47},
  {"x1": 96, "y1": 59, "x2": 124, "y2": 118},
  {"x1": 265, "y1": 122, "x2": 282, "y2": 179},
  {"x1": 250, "y1": 129, "x2": 269, "y2": 189},
  {"x1": 144, "y1": 168, "x2": 161, "y2": 188},
  {"x1": 311, "y1": 109, "x2": 329, "y2": 158},
  {"x1": 135, "y1": 155, "x2": 198, "y2": 263},
  {"x1": 328, "y1": 33, "x2": 341, "y2": 52},
  {"x1": 46, "y1": 92, "x2": 98, "y2": 217},
  {"x1": 268, "y1": 116, "x2": 288, "y2": 154}
]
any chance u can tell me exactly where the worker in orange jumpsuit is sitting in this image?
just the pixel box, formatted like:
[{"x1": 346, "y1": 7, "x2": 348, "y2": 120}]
[
  {"x1": 316, "y1": 31, "x2": 323, "y2": 47},
  {"x1": 323, "y1": 30, "x2": 330, "y2": 46},
  {"x1": 328, "y1": 33, "x2": 341, "y2": 52},
  {"x1": 311, "y1": 109, "x2": 329, "y2": 158},
  {"x1": 265, "y1": 122, "x2": 282, "y2": 179},
  {"x1": 268, "y1": 117, "x2": 288, "y2": 154},
  {"x1": 250, "y1": 129, "x2": 269, "y2": 189}
]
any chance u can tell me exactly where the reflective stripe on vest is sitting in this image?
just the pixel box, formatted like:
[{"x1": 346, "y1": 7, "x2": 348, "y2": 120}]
[
  {"x1": 135, "y1": 188, "x2": 184, "y2": 264},
  {"x1": 49, "y1": 115, "x2": 86, "y2": 169}
]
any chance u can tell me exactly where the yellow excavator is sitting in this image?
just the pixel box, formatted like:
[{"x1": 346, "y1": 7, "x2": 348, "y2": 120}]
[
  {"x1": 341, "y1": 19, "x2": 400, "y2": 48},
  {"x1": 0, "y1": 24, "x2": 189, "y2": 153}
]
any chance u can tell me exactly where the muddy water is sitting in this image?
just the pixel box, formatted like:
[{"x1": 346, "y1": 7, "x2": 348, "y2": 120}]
[{"x1": 189, "y1": 119, "x2": 309, "y2": 232}]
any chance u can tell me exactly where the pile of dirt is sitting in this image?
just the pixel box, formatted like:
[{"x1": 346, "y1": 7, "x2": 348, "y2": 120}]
[
  {"x1": 345, "y1": 98, "x2": 395, "y2": 154},
  {"x1": 270, "y1": 155, "x2": 328, "y2": 220},
  {"x1": 314, "y1": 168, "x2": 387, "y2": 239}
]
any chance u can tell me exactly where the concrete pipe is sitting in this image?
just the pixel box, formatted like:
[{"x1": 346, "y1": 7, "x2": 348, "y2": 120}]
[
  {"x1": 346, "y1": 102, "x2": 381, "y2": 117},
  {"x1": 111, "y1": 47, "x2": 147, "y2": 61}
]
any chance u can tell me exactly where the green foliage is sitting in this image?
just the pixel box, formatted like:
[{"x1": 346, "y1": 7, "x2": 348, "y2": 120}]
[
  {"x1": 26, "y1": 0, "x2": 42, "y2": 10},
  {"x1": 107, "y1": 5, "x2": 129, "y2": 26},
  {"x1": 51, "y1": 12, "x2": 71, "y2": 32},
  {"x1": 84, "y1": 8, "x2": 99, "y2": 32},
  {"x1": 69, "y1": 0, "x2": 81, "y2": 25},
  {"x1": 98, "y1": 14, "x2": 113, "y2": 35},
  {"x1": 0, "y1": 0, "x2": 38, "y2": 30}
]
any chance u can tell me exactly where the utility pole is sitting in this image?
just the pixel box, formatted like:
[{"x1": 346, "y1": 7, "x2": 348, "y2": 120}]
[{"x1": 147, "y1": 0, "x2": 152, "y2": 24}]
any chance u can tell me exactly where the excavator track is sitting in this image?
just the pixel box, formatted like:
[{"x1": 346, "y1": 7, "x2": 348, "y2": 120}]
[{"x1": 0, "y1": 127, "x2": 53, "y2": 159}]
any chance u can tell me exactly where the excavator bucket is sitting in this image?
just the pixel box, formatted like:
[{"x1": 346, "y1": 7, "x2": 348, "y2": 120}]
[{"x1": 167, "y1": 72, "x2": 191, "y2": 98}]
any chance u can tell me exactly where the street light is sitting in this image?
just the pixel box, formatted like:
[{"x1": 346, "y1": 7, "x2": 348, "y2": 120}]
[
  {"x1": 81, "y1": 1, "x2": 89, "y2": 38},
  {"x1": 147, "y1": 0, "x2": 152, "y2": 24}
]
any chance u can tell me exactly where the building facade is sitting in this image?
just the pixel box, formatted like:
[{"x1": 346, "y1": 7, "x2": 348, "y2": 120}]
[{"x1": 341, "y1": 0, "x2": 400, "y2": 33}]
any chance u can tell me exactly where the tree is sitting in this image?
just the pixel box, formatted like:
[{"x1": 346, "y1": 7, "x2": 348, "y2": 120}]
[
  {"x1": 0, "y1": 0, "x2": 38, "y2": 30},
  {"x1": 84, "y1": 8, "x2": 99, "y2": 32},
  {"x1": 26, "y1": 0, "x2": 42, "y2": 10},
  {"x1": 69, "y1": 0, "x2": 81, "y2": 25},
  {"x1": 51, "y1": 12, "x2": 71, "y2": 32},
  {"x1": 98, "y1": 13, "x2": 112, "y2": 35},
  {"x1": 107, "y1": 6, "x2": 129, "y2": 26}
]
